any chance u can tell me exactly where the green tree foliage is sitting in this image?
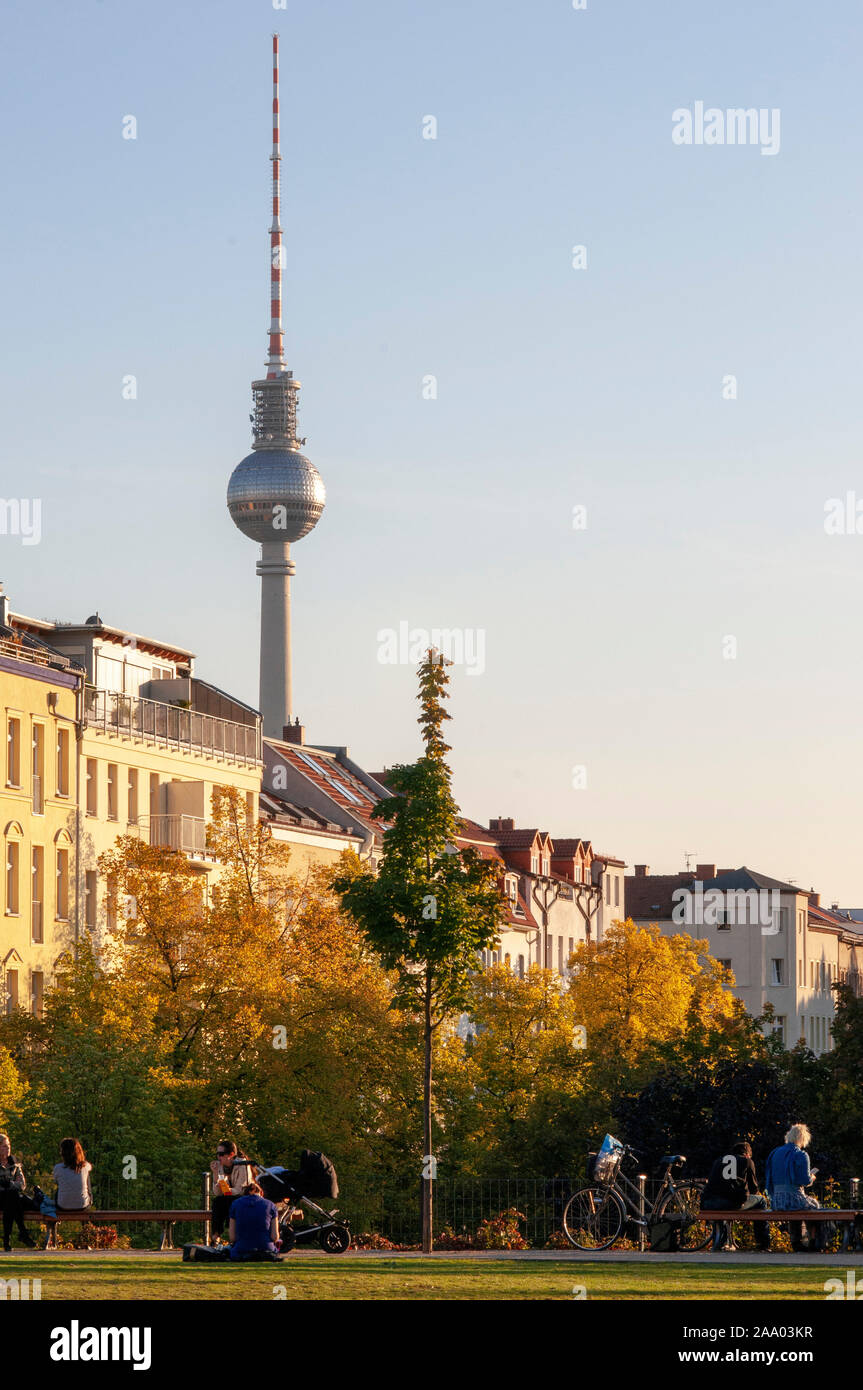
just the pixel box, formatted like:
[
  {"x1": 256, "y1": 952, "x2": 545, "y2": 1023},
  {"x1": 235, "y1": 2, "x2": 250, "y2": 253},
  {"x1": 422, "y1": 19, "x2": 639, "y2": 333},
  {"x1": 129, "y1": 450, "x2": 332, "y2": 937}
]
[{"x1": 334, "y1": 651, "x2": 503, "y2": 1247}]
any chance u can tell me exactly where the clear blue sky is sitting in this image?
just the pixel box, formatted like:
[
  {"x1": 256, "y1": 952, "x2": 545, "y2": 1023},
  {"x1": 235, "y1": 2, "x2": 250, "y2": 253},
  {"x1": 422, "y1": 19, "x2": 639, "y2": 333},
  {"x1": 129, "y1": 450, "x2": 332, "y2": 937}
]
[{"x1": 3, "y1": 1, "x2": 863, "y2": 899}]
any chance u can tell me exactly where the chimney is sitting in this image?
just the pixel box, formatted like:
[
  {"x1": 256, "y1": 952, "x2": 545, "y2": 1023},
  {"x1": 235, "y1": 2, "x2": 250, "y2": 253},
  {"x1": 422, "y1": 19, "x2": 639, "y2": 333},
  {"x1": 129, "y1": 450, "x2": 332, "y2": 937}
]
[
  {"x1": 634, "y1": 864, "x2": 649, "y2": 878},
  {"x1": 494, "y1": 817, "x2": 514, "y2": 831},
  {"x1": 282, "y1": 719, "x2": 305, "y2": 746},
  {"x1": 808, "y1": 892, "x2": 820, "y2": 908},
  {"x1": 696, "y1": 864, "x2": 716, "y2": 880}
]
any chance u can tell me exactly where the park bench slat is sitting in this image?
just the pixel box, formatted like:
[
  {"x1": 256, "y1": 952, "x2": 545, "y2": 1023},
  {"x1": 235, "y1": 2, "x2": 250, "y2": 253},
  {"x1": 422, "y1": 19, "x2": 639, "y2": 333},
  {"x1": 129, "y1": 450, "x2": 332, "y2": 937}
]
[
  {"x1": 699, "y1": 1209, "x2": 861, "y2": 1221},
  {"x1": 22, "y1": 1208, "x2": 210, "y2": 1251}
]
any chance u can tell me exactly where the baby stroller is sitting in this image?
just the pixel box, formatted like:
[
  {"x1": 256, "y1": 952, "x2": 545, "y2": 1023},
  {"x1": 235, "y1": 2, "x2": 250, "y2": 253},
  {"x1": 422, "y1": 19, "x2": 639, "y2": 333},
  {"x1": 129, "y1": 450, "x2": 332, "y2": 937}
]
[{"x1": 252, "y1": 1150, "x2": 351, "y2": 1254}]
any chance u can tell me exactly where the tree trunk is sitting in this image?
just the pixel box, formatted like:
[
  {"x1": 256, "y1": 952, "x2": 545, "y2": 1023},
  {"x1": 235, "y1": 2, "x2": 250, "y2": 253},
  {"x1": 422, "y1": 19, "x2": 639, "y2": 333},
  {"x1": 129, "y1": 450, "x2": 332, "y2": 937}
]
[{"x1": 422, "y1": 984, "x2": 433, "y2": 1253}]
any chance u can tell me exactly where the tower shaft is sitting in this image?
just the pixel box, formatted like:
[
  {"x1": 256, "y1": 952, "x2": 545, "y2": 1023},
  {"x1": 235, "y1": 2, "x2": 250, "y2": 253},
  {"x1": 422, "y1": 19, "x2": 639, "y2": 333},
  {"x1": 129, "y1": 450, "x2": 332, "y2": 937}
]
[{"x1": 257, "y1": 541, "x2": 294, "y2": 735}]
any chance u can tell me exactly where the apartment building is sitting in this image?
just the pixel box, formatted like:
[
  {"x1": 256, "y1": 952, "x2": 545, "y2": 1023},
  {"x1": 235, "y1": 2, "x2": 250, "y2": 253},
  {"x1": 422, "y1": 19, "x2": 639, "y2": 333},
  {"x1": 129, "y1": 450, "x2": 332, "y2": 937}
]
[
  {"x1": 626, "y1": 862, "x2": 863, "y2": 1053},
  {"x1": 4, "y1": 600, "x2": 262, "y2": 979},
  {"x1": 1, "y1": 593, "x2": 82, "y2": 1015},
  {"x1": 456, "y1": 818, "x2": 626, "y2": 977}
]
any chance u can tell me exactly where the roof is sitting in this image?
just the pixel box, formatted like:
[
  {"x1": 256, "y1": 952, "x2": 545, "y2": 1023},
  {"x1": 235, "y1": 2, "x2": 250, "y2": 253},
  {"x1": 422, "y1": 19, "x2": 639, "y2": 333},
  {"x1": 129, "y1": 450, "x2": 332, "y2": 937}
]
[
  {"x1": 264, "y1": 740, "x2": 389, "y2": 840},
  {"x1": 551, "y1": 839, "x2": 589, "y2": 857},
  {"x1": 12, "y1": 611, "x2": 194, "y2": 663},
  {"x1": 626, "y1": 865, "x2": 805, "y2": 920},
  {"x1": 495, "y1": 828, "x2": 549, "y2": 850}
]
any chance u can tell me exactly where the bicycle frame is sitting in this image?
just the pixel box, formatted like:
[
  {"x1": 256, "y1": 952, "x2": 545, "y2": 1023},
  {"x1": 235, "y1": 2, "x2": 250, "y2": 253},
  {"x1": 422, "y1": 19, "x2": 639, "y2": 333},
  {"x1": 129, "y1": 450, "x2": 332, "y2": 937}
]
[{"x1": 597, "y1": 1160, "x2": 688, "y2": 1227}]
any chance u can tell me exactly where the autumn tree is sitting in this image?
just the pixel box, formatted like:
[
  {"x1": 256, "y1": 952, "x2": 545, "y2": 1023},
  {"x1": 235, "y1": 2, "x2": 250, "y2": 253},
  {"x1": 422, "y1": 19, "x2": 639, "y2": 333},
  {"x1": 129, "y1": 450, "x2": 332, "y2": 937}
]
[{"x1": 334, "y1": 651, "x2": 503, "y2": 1250}]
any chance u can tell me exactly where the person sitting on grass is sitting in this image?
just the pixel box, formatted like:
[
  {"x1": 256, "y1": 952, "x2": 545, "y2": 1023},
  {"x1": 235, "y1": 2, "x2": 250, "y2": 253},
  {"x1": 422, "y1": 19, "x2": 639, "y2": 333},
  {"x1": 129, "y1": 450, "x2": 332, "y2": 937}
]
[
  {"x1": 703, "y1": 1140, "x2": 770, "y2": 1253},
  {"x1": 228, "y1": 1181, "x2": 281, "y2": 1262},
  {"x1": 0, "y1": 1133, "x2": 37, "y2": 1251},
  {"x1": 53, "y1": 1137, "x2": 93, "y2": 1212}
]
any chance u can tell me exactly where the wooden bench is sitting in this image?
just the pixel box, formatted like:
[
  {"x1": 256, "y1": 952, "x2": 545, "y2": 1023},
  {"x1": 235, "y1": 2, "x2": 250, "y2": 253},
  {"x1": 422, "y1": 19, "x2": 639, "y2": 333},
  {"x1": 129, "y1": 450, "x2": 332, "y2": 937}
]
[
  {"x1": 23, "y1": 1209, "x2": 209, "y2": 1251},
  {"x1": 699, "y1": 1208, "x2": 863, "y2": 1251}
]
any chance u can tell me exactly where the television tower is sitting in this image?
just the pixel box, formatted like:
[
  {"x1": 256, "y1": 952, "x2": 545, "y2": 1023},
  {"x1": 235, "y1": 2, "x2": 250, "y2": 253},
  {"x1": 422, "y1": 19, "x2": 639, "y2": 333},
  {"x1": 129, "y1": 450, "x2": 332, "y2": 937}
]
[{"x1": 227, "y1": 33, "x2": 326, "y2": 738}]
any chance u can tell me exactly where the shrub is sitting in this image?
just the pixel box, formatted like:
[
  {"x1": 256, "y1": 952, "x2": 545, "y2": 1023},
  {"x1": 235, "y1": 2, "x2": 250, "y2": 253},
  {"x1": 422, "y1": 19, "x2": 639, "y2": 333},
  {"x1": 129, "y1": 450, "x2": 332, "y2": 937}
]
[{"x1": 474, "y1": 1208, "x2": 528, "y2": 1250}]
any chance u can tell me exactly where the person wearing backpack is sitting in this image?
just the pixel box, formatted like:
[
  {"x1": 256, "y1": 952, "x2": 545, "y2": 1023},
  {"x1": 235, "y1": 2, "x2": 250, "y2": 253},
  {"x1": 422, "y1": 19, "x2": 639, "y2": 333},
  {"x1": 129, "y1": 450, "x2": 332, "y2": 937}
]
[
  {"x1": 0, "y1": 1133, "x2": 37, "y2": 1250},
  {"x1": 703, "y1": 1141, "x2": 770, "y2": 1252}
]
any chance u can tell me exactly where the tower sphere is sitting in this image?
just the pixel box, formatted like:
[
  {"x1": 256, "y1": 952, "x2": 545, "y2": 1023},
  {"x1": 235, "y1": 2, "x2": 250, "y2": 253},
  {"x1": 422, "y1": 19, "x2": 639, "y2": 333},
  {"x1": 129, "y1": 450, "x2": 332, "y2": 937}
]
[{"x1": 227, "y1": 448, "x2": 326, "y2": 544}]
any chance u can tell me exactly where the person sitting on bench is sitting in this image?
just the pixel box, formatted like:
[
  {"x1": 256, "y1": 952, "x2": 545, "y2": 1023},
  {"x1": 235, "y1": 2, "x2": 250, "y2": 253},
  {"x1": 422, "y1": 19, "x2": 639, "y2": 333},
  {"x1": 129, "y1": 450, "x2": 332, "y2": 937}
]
[
  {"x1": 53, "y1": 1137, "x2": 93, "y2": 1212},
  {"x1": 0, "y1": 1133, "x2": 37, "y2": 1251},
  {"x1": 703, "y1": 1140, "x2": 770, "y2": 1252},
  {"x1": 766, "y1": 1123, "x2": 821, "y2": 1251},
  {"x1": 228, "y1": 1181, "x2": 280, "y2": 1261},
  {"x1": 210, "y1": 1139, "x2": 254, "y2": 1244}
]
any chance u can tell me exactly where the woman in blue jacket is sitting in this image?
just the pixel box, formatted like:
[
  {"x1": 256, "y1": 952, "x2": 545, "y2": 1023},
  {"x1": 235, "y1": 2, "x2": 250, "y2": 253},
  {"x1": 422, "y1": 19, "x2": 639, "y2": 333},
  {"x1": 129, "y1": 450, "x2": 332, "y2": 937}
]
[{"x1": 765, "y1": 1123, "x2": 821, "y2": 1252}]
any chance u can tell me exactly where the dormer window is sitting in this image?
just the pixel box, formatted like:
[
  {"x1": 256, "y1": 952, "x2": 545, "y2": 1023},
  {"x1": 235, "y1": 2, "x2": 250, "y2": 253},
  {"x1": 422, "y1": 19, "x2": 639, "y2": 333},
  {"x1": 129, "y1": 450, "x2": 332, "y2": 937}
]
[
  {"x1": 530, "y1": 854, "x2": 539, "y2": 874},
  {"x1": 541, "y1": 856, "x2": 550, "y2": 875},
  {"x1": 505, "y1": 875, "x2": 518, "y2": 902}
]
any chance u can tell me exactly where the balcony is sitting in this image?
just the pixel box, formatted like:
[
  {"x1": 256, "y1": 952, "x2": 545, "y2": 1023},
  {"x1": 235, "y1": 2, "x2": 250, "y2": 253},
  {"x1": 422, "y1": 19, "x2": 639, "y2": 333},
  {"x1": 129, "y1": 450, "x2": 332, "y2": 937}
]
[
  {"x1": 84, "y1": 687, "x2": 261, "y2": 766},
  {"x1": 134, "y1": 815, "x2": 212, "y2": 860}
]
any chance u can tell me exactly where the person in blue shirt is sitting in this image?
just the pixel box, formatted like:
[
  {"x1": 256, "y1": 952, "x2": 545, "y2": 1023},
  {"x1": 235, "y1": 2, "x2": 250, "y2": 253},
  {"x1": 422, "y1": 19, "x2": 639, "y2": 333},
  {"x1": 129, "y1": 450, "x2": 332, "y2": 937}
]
[
  {"x1": 765, "y1": 1123, "x2": 821, "y2": 1252},
  {"x1": 228, "y1": 1181, "x2": 281, "y2": 1261}
]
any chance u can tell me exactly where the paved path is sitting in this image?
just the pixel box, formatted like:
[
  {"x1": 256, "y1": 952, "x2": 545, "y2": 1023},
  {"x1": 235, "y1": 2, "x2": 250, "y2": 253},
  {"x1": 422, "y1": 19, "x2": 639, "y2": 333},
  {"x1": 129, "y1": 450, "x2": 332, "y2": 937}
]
[{"x1": 2, "y1": 1247, "x2": 861, "y2": 1265}]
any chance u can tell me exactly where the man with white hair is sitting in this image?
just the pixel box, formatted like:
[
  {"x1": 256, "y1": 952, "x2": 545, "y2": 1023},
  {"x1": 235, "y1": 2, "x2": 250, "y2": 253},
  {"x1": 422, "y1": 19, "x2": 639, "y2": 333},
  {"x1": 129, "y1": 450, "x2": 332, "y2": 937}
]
[{"x1": 765, "y1": 1124, "x2": 822, "y2": 1252}]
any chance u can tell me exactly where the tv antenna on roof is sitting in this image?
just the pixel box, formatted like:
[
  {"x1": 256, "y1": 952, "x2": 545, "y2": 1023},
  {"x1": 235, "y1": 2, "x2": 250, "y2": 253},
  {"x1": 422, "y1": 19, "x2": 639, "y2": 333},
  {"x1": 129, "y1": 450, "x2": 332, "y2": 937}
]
[{"x1": 684, "y1": 851, "x2": 697, "y2": 873}]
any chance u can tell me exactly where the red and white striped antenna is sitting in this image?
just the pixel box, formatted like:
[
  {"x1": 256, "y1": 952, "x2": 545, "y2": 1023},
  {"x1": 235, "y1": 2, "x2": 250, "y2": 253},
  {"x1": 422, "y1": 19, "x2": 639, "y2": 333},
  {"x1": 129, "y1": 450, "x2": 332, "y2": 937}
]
[{"x1": 266, "y1": 32, "x2": 285, "y2": 378}]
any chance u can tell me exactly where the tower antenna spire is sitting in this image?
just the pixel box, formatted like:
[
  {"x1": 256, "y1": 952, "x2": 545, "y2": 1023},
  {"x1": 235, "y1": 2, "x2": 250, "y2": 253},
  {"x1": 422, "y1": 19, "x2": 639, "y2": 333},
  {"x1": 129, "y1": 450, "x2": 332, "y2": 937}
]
[{"x1": 267, "y1": 32, "x2": 285, "y2": 378}]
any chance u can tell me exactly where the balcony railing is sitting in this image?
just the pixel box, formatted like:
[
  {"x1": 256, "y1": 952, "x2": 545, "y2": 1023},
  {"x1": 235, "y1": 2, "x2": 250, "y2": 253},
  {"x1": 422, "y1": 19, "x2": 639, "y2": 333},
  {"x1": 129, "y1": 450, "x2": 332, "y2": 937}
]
[
  {"x1": 134, "y1": 815, "x2": 212, "y2": 860},
  {"x1": 84, "y1": 687, "x2": 261, "y2": 766}
]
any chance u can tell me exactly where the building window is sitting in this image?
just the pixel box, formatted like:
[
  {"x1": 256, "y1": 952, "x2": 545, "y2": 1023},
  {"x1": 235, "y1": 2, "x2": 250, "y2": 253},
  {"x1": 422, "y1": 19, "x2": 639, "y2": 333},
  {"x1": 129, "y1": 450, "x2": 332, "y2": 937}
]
[
  {"x1": 128, "y1": 768, "x2": 138, "y2": 824},
  {"x1": 106, "y1": 874, "x2": 117, "y2": 931},
  {"x1": 32, "y1": 724, "x2": 44, "y2": 814},
  {"x1": 84, "y1": 869, "x2": 97, "y2": 930},
  {"x1": 717, "y1": 915, "x2": 731, "y2": 931},
  {"x1": 56, "y1": 727, "x2": 70, "y2": 797},
  {"x1": 558, "y1": 936, "x2": 563, "y2": 973},
  {"x1": 6, "y1": 840, "x2": 20, "y2": 915},
  {"x1": 770, "y1": 958, "x2": 784, "y2": 986},
  {"x1": 5, "y1": 969, "x2": 18, "y2": 1014},
  {"x1": 517, "y1": 954, "x2": 525, "y2": 979},
  {"x1": 31, "y1": 847, "x2": 44, "y2": 943},
  {"x1": 56, "y1": 848, "x2": 69, "y2": 920},
  {"x1": 107, "y1": 764, "x2": 118, "y2": 821},
  {"x1": 568, "y1": 937, "x2": 574, "y2": 966},
  {"x1": 614, "y1": 875, "x2": 620, "y2": 907},
  {"x1": 149, "y1": 773, "x2": 160, "y2": 816},
  {"x1": 773, "y1": 1015, "x2": 786, "y2": 1046},
  {"x1": 718, "y1": 958, "x2": 732, "y2": 971},
  {"x1": 798, "y1": 960, "x2": 802, "y2": 985},
  {"x1": 779, "y1": 907, "x2": 788, "y2": 933},
  {"x1": 7, "y1": 716, "x2": 21, "y2": 786},
  {"x1": 31, "y1": 971, "x2": 43, "y2": 1019},
  {"x1": 246, "y1": 791, "x2": 256, "y2": 826},
  {"x1": 541, "y1": 855, "x2": 550, "y2": 876},
  {"x1": 530, "y1": 854, "x2": 538, "y2": 874},
  {"x1": 86, "y1": 759, "x2": 98, "y2": 816},
  {"x1": 605, "y1": 875, "x2": 611, "y2": 905},
  {"x1": 573, "y1": 864, "x2": 582, "y2": 884}
]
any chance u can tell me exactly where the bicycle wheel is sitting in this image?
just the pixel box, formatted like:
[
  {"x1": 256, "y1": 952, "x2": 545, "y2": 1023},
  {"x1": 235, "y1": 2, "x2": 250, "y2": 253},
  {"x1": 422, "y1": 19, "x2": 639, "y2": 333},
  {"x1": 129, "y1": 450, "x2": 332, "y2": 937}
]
[
  {"x1": 656, "y1": 1181, "x2": 711, "y2": 1251},
  {"x1": 562, "y1": 1186, "x2": 626, "y2": 1250}
]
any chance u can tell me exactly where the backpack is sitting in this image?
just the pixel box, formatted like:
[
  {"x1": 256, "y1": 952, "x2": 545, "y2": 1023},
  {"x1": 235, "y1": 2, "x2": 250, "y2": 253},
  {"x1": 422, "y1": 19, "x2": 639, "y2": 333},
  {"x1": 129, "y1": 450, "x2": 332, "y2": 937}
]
[{"x1": 649, "y1": 1216, "x2": 686, "y2": 1252}]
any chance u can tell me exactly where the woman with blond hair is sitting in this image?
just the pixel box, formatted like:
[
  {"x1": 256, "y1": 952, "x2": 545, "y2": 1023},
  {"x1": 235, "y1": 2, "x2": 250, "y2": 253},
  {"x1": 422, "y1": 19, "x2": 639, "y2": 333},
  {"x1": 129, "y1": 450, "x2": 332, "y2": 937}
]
[{"x1": 766, "y1": 1123, "x2": 821, "y2": 1251}]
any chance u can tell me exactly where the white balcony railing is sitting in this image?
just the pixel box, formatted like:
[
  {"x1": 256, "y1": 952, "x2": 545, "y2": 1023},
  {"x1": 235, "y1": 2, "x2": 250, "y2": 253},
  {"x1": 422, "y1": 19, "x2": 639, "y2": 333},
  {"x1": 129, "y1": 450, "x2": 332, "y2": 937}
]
[
  {"x1": 83, "y1": 687, "x2": 261, "y2": 765},
  {"x1": 135, "y1": 815, "x2": 211, "y2": 859}
]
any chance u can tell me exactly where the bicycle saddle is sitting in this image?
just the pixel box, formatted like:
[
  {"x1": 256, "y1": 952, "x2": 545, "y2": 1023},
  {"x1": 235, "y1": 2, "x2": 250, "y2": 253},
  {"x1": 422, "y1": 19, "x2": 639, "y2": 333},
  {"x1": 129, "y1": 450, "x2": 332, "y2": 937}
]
[{"x1": 660, "y1": 1154, "x2": 686, "y2": 1166}]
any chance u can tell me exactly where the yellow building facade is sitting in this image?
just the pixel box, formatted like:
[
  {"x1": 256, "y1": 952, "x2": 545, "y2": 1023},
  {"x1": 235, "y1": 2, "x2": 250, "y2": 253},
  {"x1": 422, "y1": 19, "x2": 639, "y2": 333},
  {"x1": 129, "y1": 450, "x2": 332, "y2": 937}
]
[{"x1": 1, "y1": 619, "x2": 81, "y2": 1015}]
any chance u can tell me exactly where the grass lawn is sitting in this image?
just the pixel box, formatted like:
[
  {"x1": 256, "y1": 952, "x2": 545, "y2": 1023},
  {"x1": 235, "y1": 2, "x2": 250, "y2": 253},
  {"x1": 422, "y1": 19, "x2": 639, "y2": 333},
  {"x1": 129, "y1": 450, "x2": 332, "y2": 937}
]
[{"x1": 0, "y1": 1256, "x2": 837, "y2": 1301}]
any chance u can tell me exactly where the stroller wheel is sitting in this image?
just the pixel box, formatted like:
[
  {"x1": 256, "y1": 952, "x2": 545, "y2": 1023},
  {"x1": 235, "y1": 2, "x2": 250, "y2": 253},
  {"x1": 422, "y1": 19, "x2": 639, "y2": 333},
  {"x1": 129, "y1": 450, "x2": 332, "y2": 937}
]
[{"x1": 319, "y1": 1223, "x2": 351, "y2": 1254}]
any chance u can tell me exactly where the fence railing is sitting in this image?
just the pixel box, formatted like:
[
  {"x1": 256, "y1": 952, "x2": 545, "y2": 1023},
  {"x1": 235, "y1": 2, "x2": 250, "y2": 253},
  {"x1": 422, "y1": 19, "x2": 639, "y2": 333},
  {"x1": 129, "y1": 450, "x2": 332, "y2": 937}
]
[
  {"x1": 83, "y1": 687, "x2": 261, "y2": 766},
  {"x1": 36, "y1": 1172, "x2": 861, "y2": 1249}
]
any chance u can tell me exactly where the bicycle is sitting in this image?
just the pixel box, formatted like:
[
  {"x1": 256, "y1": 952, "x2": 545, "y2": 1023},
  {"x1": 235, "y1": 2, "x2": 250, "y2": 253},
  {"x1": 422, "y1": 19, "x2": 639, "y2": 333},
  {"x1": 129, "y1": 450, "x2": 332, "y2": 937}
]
[{"x1": 562, "y1": 1143, "x2": 711, "y2": 1251}]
